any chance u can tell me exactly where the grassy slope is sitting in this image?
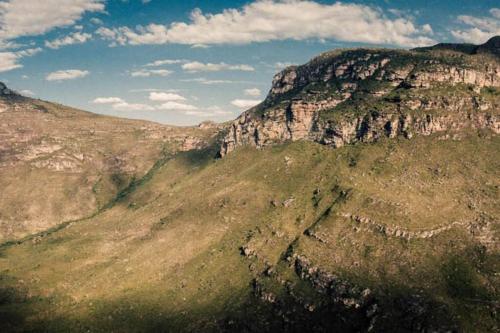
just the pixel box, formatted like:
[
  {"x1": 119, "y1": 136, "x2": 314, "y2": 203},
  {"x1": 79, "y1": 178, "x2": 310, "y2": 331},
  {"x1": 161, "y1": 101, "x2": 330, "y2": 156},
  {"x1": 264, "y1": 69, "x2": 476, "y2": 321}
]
[
  {"x1": 0, "y1": 98, "x2": 217, "y2": 242},
  {"x1": 0, "y1": 130, "x2": 498, "y2": 332}
]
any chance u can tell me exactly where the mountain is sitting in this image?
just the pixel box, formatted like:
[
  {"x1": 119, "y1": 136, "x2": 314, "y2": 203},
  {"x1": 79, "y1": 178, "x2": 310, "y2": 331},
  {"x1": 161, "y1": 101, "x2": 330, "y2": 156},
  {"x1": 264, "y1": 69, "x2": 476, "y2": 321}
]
[
  {"x1": 0, "y1": 89, "x2": 220, "y2": 242},
  {"x1": 413, "y1": 36, "x2": 500, "y2": 56},
  {"x1": 220, "y1": 36, "x2": 499, "y2": 156},
  {"x1": 0, "y1": 39, "x2": 498, "y2": 333}
]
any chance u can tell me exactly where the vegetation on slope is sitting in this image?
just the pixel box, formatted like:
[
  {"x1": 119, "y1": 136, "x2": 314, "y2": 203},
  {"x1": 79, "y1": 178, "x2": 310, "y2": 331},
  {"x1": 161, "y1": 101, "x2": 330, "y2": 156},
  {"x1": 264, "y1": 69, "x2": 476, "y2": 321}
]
[
  {"x1": 0, "y1": 96, "x2": 219, "y2": 242},
  {"x1": 0, "y1": 128, "x2": 498, "y2": 332}
]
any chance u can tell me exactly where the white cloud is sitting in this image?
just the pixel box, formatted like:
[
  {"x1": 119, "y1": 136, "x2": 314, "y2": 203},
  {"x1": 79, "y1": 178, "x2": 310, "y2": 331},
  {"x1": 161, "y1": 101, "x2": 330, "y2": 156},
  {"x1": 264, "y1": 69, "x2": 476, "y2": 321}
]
[
  {"x1": 149, "y1": 92, "x2": 186, "y2": 101},
  {"x1": 46, "y1": 69, "x2": 89, "y2": 81},
  {"x1": 0, "y1": 0, "x2": 105, "y2": 41},
  {"x1": 15, "y1": 47, "x2": 42, "y2": 57},
  {"x1": 156, "y1": 101, "x2": 198, "y2": 111},
  {"x1": 451, "y1": 8, "x2": 500, "y2": 44},
  {"x1": 92, "y1": 97, "x2": 124, "y2": 104},
  {"x1": 45, "y1": 31, "x2": 92, "y2": 49},
  {"x1": 112, "y1": 101, "x2": 155, "y2": 111},
  {"x1": 130, "y1": 69, "x2": 172, "y2": 77},
  {"x1": 0, "y1": 52, "x2": 21, "y2": 72},
  {"x1": 244, "y1": 88, "x2": 261, "y2": 97},
  {"x1": 421, "y1": 24, "x2": 433, "y2": 35},
  {"x1": 182, "y1": 61, "x2": 254, "y2": 72},
  {"x1": 90, "y1": 17, "x2": 103, "y2": 25},
  {"x1": 191, "y1": 43, "x2": 210, "y2": 49},
  {"x1": 181, "y1": 77, "x2": 235, "y2": 85},
  {"x1": 231, "y1": 99, "x2": 261, "y2": 108},
  {"x1": 92, "y1": 96, "x2": 155, "y2": 111},
  {"x1": 95, "y1": 27, "x2": 127, "y2": 46},
  {"x1": 491, "y1": 8, "x2": 500, "y2": 19},
  {"x1": 97, "y1": 1, "x2": 435, "y2": 47},
  {"x1": 0, "y1": 0, "x2": 101, "y2": 71},
  {"x1": 19, "y1": 89, "x2": 34, "y2": 96},
  {"x1": 0, "y1": 47, "x2": 41, "y2": 73},
  {"x1": 90, "y1": 95, "x2": 233, "y2": 119},
  {"x1": 129, "y1": 88, "x2": 180, "y2": 93},
  {"x1": 184, "y1": 106, "x2": 232, "y2": 117},
  {"x1": 144, "y1": 59, "x2": 185, "y2": 67}
]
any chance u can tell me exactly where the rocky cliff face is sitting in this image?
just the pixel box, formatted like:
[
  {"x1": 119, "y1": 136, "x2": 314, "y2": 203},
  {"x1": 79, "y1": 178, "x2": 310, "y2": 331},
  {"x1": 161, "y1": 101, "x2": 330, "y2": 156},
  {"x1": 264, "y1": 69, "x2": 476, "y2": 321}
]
[{"x1": 220, "y1": 37, "x2": 500, "y2": 156}]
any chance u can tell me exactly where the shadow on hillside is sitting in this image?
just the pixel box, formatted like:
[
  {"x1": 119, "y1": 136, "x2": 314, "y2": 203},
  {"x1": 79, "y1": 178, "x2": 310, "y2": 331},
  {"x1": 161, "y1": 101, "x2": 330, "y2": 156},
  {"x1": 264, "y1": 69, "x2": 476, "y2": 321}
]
[
  {"x1": 178, "y1": 142, "x2": 221, "y2": 168},
  {"x1": 0, "y1": 273, "x2": 464, "y2": 333}
]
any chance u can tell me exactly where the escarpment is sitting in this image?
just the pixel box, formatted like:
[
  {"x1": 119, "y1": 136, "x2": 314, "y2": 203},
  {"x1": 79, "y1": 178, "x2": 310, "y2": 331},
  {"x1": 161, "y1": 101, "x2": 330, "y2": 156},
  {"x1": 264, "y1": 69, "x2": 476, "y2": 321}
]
[{"x1": 220, "y1": 37, "x2": 500, "y2": 157}]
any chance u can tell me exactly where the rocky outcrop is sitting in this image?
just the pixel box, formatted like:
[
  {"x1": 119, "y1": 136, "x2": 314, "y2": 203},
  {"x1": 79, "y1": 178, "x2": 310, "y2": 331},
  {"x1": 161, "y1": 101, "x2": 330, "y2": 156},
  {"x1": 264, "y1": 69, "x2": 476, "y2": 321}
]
[{"x1": 220, "y1": 38, "x2": 500, "y2": 157}]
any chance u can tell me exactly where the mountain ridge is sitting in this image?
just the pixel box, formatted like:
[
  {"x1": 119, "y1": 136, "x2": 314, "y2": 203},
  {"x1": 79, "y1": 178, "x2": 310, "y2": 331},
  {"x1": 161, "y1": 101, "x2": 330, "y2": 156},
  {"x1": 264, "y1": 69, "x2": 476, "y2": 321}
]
[
  {"x1": 412, "y1": 35, "x2": 500, "y2": 56},
  {"x1": 219, "y1": 37, "x2": 500, "y2": 157},
  {"x1": 0, "y1": 39, "x2": 498, "y2": 332}
]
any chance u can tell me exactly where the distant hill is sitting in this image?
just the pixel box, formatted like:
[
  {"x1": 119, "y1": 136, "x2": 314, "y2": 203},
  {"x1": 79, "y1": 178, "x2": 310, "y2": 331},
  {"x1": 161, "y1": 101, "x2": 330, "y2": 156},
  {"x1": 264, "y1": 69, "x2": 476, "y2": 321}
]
[
  {"x1": 413, "y1": 35, "x2": 500, "y2": 56},
  {"x1": 0, "y1": 89, "x2": 219, "y2": 242}
]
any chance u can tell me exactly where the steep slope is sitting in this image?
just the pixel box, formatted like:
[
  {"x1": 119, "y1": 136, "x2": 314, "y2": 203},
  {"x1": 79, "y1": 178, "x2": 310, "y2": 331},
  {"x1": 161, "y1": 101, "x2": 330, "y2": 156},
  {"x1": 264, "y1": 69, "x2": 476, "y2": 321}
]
[
  {"x1": 0, "y1": 133, "x2": 498, "y2": 332},
  {"x1": 220, "y1": 36, "x2": 499, "y2": 156},
  {"x1": 0, "y1": 88, "x2": 220, "y2": 242},
  {"x1": 0, "y1": 40, "x2": 498, "y2": 333}
]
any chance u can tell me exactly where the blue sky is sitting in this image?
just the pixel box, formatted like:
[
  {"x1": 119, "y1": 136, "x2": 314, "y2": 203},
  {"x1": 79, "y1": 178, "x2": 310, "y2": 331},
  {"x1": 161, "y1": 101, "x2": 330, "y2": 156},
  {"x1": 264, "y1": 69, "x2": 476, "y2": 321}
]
[{"x1": 0, "y1": 0, "x2": 498, "y2": 125}]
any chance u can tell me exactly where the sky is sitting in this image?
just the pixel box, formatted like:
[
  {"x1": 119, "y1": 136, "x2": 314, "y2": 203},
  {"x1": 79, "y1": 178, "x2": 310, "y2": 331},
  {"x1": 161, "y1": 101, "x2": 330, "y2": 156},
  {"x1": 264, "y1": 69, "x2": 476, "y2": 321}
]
[{"x1": 0, "y1": 0, "x2": 498, "y2": 126}]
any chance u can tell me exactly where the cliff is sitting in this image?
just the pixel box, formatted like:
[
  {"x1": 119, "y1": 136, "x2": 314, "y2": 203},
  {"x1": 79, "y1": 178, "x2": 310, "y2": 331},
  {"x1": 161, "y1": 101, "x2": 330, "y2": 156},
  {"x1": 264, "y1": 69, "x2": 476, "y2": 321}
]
[{"x1": 220, "y1": 37, "x2": 500, "y2": 156}]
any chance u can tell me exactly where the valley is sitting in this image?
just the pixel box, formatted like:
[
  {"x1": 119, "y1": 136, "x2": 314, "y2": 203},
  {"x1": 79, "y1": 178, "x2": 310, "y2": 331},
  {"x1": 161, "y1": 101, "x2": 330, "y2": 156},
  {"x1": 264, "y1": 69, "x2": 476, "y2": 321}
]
[{"x1": 0, "y1": 37, "x2": 499, "y2": 332}]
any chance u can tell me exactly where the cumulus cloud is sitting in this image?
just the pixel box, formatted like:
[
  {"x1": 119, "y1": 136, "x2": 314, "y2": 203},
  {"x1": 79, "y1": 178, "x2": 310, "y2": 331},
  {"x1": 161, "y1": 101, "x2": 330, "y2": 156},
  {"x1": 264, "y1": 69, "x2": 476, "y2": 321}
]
[
  {"x1": 182, "y1": 61, "x2": 254, "y2": 72},
  {"x1": 92, "y1": 96, "x2": 155, "y2": 111},
  {"x1": 46, "y1": 69, "x2": 89, "y2": 81},
  {"x1": 92, "y1": 97, "x2": 124, "y2": 104},
  {"x1": 144, "y1": 59, "x2": 185, "y2": 67},
  {"x1": 231, "y1": 99, "x2": 261, "y2": 108},
  {"x1": 156, "y1": 101, "x2": 198, "y2": 111},
  {"x1": 451, "y1": 8, "x2": 500, "y2": 44},
  {"x1": 181, "y1": 77, "x2": 236, "y2": 85},
  {"x1": 149, "y1": 92, "x2": 186, "y2": 101},
  {"x1": 19, "y1": 89, "x2": 34, "y2": 96},
  {"x1": 0, "y1": 0, "x2": 104, "y2": 41},
  {"x1": 184, "y1": 106, "x2": 232, "y2": 117},
  {"x1": 15, "y1": 47, "x2": 42, "y2": 57},
  {"x1": 244, "y1": 88, "x2": 261, "y2": 96},
  {"x1": 112, "y1": 102, "x2": 155, "y2": 111},
  {"x1": 0, "y1": 0, "x2": 102, "y2": 70},
  {"x1": 130, "y1": 69, "x2": 172, "y2": 77},
  {"x1": 0, "y1": 51, "x2": 26, "y2": 73},
  {"x1": 96, "y1": 1, "x2": 435, "y2": 47},
  {"x1": 129, "y1": 88, "x2": 180, "y2": 93},
  {"x1": 90, "y1": 17, "x2": 103, "y2": 25},
  {"x1": 90, "y1": 94, "x2": 233, "y2": 119},
  {"x1": 45, "y1": 31, "x2": 92, "y2": 49},
  {"x1": 0, "y1": 47, "x2": 41, "y2": 72}
]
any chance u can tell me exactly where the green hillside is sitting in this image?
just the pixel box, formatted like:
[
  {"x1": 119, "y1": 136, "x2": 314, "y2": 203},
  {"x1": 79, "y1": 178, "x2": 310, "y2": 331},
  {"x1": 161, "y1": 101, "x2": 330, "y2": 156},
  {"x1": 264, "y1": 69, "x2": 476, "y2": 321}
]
[{"x1": 1, "y1": 129, "x2": 498, "y2": 332}]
